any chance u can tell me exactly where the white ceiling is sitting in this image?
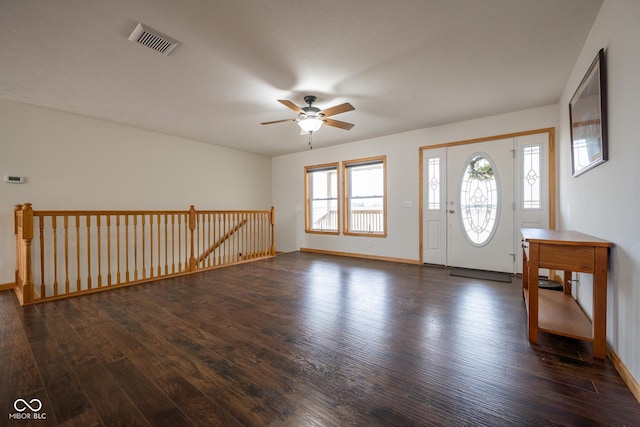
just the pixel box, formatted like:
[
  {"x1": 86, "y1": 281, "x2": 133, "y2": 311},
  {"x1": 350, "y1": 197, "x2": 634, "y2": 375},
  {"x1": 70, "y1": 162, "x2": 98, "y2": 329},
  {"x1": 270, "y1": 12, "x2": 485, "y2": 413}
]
[{"x1": 0, "y1": 0, "x2": 602, "y2": 157}]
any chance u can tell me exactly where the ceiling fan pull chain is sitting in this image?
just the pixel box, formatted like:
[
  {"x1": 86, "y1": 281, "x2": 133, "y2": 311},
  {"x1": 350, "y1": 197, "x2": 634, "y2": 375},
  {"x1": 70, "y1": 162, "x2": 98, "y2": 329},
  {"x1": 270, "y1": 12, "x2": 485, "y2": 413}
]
[{"x1": 308, "y1": 132, "x2": 313, "y2": 150}]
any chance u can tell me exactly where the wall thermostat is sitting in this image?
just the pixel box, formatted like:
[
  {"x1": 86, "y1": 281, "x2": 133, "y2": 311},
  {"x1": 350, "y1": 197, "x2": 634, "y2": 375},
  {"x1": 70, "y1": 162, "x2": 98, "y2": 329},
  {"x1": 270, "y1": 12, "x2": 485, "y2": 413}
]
[{"x1": 4, "y1": 175, "x2": 25, "y2": 184}]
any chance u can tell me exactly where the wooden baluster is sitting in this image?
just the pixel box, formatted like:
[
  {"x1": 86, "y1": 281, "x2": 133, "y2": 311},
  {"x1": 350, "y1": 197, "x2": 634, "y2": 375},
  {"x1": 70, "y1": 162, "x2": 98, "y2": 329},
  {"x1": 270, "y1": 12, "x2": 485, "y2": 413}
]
[
  {"x1": 86, "y1": 215, "x2": 92, "y2": 289},
  {"x1": 238, "y1": 213, "x2": 242, "y2": 261},
  {"x1": 264, "y1": 211, "x2": 268, "y2": 256},
  {"x1": 202, "y1": 213, "x2": 206, "y2": 265},
  {"x1": 177, "y1": 214, "x2": 182, "y2": 272},
  {"x1": 215, "y1": 212, "x2": 220, "y2": 264},
  {"x1": 52, "y1": 216, "x2": 58, "y2": 296},
  {"x1": 124, "y1": 214, "x2": 129, "y2": 283},
  {"x1": 141, "y1": 214, "x2": 147, "y2": 279},
  {"x1": 194, "y1": 213, "x2": 198, "y2": 268},
  {"x1": 237, "y1": 213, "x2": 242, "y2": 261},
  {"x1": 236, "y1": 213, "x2": 240, "y2": 262},
  {"x1": 171, "y1": 214, "x2": 176, "y2": 274},
  {"x1": 225, "y1": 213, "x2": 229, "y2": 264},
  {"x1": 75, "y1": 215, "x2": 81, "y2": 292},
  {"x1": 39, "y1": 215, "x2": 45, "y2": 298},
  {"x1": 229, "y1": 213, "x2": 234, "y2": 263},
  {"x1": 249, "y1": 212, "x2": 256, "y2": 258},
  {"x1": 188, "y1": 206, "x2": 196, "y2": 272},
  {"x1": 157, "y1": 214, "x2": 162, "y2": 276},
  {"x1": 206, "y1": 213, "x2": 211, "y2": 267},
  {"x1": 196, "y1": 213, "x2": 201, "y2": 266},
  {"x1": 148, "y1": 214, "x2": 153, "y2": 278},
  {"x1": 149, "y1": 214, "x2": 154, "y2": 278},
  {"x1": 258, "y1": 212, "x2": 263, "y2": 256},
  {"x1": 251, "y1": 212, "x2": 257, "y2": 258},
  {"x1": 107, "y1": 215, "x2": 112, "y2": 286},
  {"x1": 257, "y1": 212, "x2": 261, "y2": 257},
  {"x1": 133, "y1": 215, "x2": 138, "y2": 281},
  {"x1": 243, "y1": 212, "x2": 247, "y2": 259},
  {"x1": 64, "y1": 215, "x2": 70, "y2": 294},
  {"x1": 260, "y1": 211, "x2": 264, "y2": 256},
  {"x1": 184, "y1": 212, "x2": 189, "y2": 270},
  {"x1": 115, "y1": 215, "x2": 121, "y2": 284},
  {"x1": 235, "y1": 212, "x2": 239, "y2": 261},
  {"x1": 239, "y1": 212, "x2": 244, "y2": 261},
  {"x1": 254, "y1": 212, "x2": 258, "y2": 259},
  {"x1": 96, "y1": 215, "x2": 102, "y2": 287}
]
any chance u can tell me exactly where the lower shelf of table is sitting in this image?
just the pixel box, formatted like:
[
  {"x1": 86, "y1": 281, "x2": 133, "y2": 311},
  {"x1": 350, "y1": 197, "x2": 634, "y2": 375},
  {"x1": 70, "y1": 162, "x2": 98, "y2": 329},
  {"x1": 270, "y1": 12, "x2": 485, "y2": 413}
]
[{"x1": 523, "y1": 287, "x2": 593, "y2": 341}]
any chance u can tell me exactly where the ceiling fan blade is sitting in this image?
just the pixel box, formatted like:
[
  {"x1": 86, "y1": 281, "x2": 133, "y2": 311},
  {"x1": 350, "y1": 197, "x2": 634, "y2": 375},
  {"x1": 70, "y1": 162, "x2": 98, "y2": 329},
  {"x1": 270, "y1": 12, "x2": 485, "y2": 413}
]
[
  {"x1": 323, "y1": 118, "x2": 355, "y2": 130},
  {"x1": 319, "y1": 102, "x2": 355, "y2": 117},
  {"x1": 278, "y1": 99, "x2": 304, "y2": 114},
  {"x1": 260, "y1": 118, "x2": 296, "y2": 125}
]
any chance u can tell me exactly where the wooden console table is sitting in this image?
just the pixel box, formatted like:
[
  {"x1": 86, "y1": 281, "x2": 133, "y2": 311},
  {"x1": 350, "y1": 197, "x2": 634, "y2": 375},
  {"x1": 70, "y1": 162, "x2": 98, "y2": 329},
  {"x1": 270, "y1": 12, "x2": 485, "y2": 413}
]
[{"x1": 521, "y1": 228, "x2": 613, "y2": 359}]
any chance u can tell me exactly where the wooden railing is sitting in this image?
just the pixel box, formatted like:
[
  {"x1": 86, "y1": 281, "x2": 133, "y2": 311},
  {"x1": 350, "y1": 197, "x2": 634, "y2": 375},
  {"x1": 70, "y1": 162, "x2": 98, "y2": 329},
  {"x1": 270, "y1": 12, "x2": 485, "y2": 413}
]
[
  {"x1": 313, "y1": 211, "x2": 338, "y2": 231},
  {"x1": 13, "y1": 203, "x2": 275, "y2": 305},
  {"x1": 350, "y1": 209, "x2": 383, "y2": 233}
]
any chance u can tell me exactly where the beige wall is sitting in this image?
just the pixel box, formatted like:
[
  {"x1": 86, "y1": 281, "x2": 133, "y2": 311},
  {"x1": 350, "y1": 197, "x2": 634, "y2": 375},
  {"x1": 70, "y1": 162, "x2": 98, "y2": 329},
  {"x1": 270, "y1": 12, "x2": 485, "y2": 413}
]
[
  {"x1": 558, "y1": 0, "x2": 640, "y2": 386},
  {"x1": 0, "y1": 99, "x2": 272, "y2": 284}
]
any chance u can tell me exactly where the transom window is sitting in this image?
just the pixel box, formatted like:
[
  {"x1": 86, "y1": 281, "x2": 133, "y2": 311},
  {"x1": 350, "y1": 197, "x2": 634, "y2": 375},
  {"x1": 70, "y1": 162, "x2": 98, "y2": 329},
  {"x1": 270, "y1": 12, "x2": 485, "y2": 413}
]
[
  {"x1": 343, "y1": 156, "x2": 387, "y2": 236},
  {"x1": 305, "y1": 163, "x2": 339, "y2": 234}
]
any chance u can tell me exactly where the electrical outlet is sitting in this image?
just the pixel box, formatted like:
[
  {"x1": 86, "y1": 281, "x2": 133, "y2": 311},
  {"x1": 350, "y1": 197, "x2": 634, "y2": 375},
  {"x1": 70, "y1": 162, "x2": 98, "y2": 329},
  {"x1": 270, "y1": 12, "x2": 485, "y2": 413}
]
[{"x1": 367, "y1": 239, "x2": 372, "y2": 247}]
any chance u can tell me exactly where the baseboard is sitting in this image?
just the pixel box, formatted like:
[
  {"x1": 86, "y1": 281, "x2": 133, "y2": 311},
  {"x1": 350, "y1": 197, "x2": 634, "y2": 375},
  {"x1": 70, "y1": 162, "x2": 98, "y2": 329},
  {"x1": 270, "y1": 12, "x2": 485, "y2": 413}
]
[
  {"x1": 609, "y1": 347, "x2": 640, "y2": 404},
  {"x1": 299, "y1": 247, "x2": 420, "y2": 265},
  {"x1": 0, "y1": 282, "x2": 15, "y2": 292}
]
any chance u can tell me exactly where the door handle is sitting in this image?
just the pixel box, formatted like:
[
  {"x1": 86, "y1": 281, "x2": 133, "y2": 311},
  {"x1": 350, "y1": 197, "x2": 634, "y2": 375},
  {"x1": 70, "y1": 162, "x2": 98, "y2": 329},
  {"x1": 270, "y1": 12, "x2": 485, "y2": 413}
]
[{"x1": 449, "y1": 209, "x2": 455, "y2": 214}]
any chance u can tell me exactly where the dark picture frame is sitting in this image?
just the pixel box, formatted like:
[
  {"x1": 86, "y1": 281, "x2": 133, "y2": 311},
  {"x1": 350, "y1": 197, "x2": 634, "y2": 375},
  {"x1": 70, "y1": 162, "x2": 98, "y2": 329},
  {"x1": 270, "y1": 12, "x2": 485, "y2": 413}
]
[{"x1": 569, "y1": 48, "x2": 608, "y2": 177}]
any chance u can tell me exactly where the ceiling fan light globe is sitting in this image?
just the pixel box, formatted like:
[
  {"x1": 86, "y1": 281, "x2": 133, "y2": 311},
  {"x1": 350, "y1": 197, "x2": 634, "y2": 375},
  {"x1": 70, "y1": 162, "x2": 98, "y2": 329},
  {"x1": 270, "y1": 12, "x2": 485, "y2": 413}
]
[{"x1": 298, "y1": 118, "x2": 323, "y2": 133}]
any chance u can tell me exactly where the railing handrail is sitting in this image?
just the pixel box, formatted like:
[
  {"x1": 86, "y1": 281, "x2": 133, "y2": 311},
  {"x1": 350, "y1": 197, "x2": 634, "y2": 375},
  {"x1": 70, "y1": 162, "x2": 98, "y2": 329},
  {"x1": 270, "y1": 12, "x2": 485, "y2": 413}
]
[
  {"x1": 31, "y1": 208, "x2": 274, "y2": 216},
  {"x1": 14, "y1": 203, "x2": 276, "y2": 305}
]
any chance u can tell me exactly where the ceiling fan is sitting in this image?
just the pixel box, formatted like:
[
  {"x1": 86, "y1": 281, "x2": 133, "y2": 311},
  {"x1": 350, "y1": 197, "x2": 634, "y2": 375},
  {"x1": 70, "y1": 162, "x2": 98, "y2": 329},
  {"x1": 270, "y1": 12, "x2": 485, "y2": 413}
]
[{"x1": 261, "y1": 95, "x2": 355, "y2": 134}]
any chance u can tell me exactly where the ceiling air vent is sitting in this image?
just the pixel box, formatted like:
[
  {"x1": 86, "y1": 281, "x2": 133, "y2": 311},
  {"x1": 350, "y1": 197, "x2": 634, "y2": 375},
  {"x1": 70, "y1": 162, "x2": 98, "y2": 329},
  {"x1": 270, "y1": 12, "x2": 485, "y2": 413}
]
[{"x1": 128, "y1": 23, "x2": 180, "y2": 55}]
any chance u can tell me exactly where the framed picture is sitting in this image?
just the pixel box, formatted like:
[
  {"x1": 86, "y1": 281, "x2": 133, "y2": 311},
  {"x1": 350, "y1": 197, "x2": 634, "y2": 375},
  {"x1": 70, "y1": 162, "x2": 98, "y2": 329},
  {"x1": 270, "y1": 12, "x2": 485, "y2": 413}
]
[{"x1": 569, "y1": 48, "x2": 608, "y2": 177}]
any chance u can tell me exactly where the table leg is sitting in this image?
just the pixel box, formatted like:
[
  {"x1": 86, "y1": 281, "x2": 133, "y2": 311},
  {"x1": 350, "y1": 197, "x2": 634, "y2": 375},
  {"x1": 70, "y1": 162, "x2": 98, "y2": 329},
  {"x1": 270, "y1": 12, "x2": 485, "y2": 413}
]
[
  {"x1": 592, "y1": 247, "x2": 608, "y2": 359},
  {"x1": 528, "y1": 242, "x2": 539, "y2": 344}
]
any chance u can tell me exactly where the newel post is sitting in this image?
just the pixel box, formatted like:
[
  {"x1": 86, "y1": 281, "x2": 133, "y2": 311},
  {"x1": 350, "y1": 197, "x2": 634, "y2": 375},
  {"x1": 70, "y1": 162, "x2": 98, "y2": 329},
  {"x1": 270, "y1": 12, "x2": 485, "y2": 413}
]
[
  {"x1": 188, "y1": 205, "x2": 197, "y2": 271},
  {"x1": 20, "y1": 203, "x2": 35, "y2": 304},
  {"x1": 269, "y1": 206, "x2": 276, "y2": 256},
  {"x1": 14, "y1": 204, "x2": 22, "y2": 288}
]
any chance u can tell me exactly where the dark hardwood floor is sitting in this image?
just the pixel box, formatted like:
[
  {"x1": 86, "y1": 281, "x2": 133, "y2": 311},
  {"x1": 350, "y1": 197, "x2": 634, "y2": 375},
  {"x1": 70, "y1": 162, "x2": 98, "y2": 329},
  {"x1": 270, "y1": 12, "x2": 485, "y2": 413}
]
[{"x1": 1, "y1": 252, "x2": 638, "y2": 426}]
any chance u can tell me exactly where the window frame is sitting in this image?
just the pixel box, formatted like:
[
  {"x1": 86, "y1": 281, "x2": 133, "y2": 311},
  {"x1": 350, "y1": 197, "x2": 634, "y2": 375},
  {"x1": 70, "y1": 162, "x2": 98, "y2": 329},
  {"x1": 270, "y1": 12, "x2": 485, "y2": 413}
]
[
  {"x1": 304, "y1": 162, "x2": 340, "y2": 234},
  {"x1": 342, "y1": 155, "x2": 387, "y2": 237}
]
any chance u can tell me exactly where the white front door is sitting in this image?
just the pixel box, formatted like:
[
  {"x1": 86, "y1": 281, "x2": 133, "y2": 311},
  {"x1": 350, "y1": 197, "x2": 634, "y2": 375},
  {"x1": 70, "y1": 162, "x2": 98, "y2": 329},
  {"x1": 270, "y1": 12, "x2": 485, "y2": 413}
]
[
  {"x1": 446, "y1": 138, "x2": 515, "y2": 273},
  {"x1": 422, "y1": 131, "x2": 550, "y2": 274}
]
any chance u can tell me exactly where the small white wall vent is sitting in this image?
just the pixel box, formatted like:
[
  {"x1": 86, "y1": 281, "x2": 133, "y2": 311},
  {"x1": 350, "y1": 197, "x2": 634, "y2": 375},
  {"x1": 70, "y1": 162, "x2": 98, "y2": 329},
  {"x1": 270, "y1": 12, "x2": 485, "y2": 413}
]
[{"x1": 128, "y1": 23, "x2": 180, "y2": 55}]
